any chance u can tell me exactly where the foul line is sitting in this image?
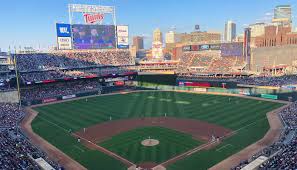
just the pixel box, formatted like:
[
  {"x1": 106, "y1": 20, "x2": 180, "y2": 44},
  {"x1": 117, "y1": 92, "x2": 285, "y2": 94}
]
[
  {"x1": 37, "y1": 115, "x2": 135, "y2": 166},
  {"x1": 72, "y1": 133, "x2": 135, "y2": 166},
  {"x1": 36, "y1": 102, "x2": 274, "y2": 169},
  {"x1": 216, "y1": 144, "x2": 233, "y2": 152},
  {"x1": 37, "y1": 115, "x2": 70, "y2": 133},
  {"x1": 73, "y1": 145, "x2": 85, "y2": 152},
  {"x1": 153, "y1": 116, "x2": 270, "y2": 169},
  {"x1": 228, "y1": 116, "x2": 268, "y2": 137}
]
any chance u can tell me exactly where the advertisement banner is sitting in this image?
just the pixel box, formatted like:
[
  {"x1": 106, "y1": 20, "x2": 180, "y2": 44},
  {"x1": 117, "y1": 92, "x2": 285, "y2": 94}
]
[
  {"x1": 62, "y1": 94, "x2": 76, "y2": 100},
  {"x1": 117, "y1": 25, "x2": 129, "y2": 49},
  {"x1": 83, "y1": 13, "x2": 104, "y2": 24},
  {"x1": 193, "y1": 88, "x2": 207, "y2": 92},
  {"x1": 191, "y1": 45, "x2": 199, "y2": 51},
  {"x1": 182, "y1": 46, "x2": 191, "y2": 51},
  {"x1": 281, "y1": 85, "x2": 297, "y2": 90},
  {"x1": 209, "y1": 44, "x2": 221, "y2": 50},
  {"x1": 117, "y1": 25, "x2": 129, "y2": 37},
  {"x1": 261, "y1": 94, "x2": 278, "y2": 100},
  {"x1": 117, "y1": 37, "x2": 129, "y2": 49},
  {"x1": 58, "y1": 37, "x2": 72, "y2": 50},
  {"x1": 56, "y1": 23, "x2": 72, "y2": 37},
  {"x1": 114, "y1": 81, "x2": 125, "y2": 86},
  {"x1": 199, "y1": 44, "x2": 210, "y2": 50},
  {"x1": 239, "y1": 89, "x2": 251, "y2": 96},
  {"x1": 43, "y1": 98, "x2": 58, "y2": 103},
  {"x1": 178, "y1": 81, "x2": 210, "y2": 87},
  {"x1": 184, "y1": 82, "x2": 210, "y2": 87},
  {"x1": 104, "y1": 77, "x2": 128, "y2": 82}
]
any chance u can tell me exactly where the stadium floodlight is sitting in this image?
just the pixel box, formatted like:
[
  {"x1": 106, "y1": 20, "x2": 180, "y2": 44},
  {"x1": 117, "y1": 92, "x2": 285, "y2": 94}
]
[
  {"x1": 69, "y1": 4, "x2": 114, "y2": 14},
  {"x1": 68, "y1": 4, "x2": 116, "y2": 25}
]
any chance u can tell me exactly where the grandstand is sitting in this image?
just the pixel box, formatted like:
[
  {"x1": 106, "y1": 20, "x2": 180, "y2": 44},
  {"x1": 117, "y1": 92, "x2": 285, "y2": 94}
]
[
  {"x1": 2, "y1": 1, "x2": 297, "y2": 170},
  {"x1": 177, "y1": 51, "x2": 247, "y2": 75}
]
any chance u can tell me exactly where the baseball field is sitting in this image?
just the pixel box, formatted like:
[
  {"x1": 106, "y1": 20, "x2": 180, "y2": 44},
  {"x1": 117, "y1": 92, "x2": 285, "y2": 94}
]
[{"x1": 30, "y1": 91, "x2": 284, "y2": 170}]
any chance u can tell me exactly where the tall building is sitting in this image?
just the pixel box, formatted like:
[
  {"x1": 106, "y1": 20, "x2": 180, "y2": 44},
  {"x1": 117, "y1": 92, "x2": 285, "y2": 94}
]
[
  {"x1": 235, "y1": 34, "x2": 244, "y2": 42},
  {"x1": 224, "y1": 20, "x2": 236, "y2": 42},
  {"x1": 273, "y1": 5, "x2": 292, "y2": 25},
  {"x1": 253, "y1": 25, "x2": 297, "y2": 47},
  {"x1": 153, "y1": 28, "x2": 163, "y2": 43},
  {"x1": 132, "y1": 36, "x2": 144, "y2": 51},
  {"x1": 249, "y1": 23, "x2": 265, "y2": 37},
  {"x1": 152, "y1": 28, "x2": 164, "y2": 60},
  {"x1": 165, "y1": 31, "x2": 176, "y2": 44}
]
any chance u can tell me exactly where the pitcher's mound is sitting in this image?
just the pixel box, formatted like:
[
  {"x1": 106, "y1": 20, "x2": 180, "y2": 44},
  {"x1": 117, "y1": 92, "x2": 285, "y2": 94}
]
[{"x1": 141, "y1": 139, "x2": 159, "y2": 146}]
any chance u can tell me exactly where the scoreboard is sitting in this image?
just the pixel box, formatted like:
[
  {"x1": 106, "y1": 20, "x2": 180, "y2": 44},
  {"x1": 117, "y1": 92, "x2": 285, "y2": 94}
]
[{"x1": 72, "y1": 24, "x2": 116, "y2": 49}]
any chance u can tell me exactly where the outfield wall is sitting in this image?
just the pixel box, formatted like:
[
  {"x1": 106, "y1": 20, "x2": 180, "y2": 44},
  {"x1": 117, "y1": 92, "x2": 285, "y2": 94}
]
[
  {"x1": 137, "y1": 75, "x2": 177, "y2": 86},
  {"x1": 136, "y1": 75, "x2": 239, "y2": 88},
  {"x1": 137, "y1": 84, "x2": 296, "y2": 101},
  {"x1": 21, "y1": 90, "x2": 101, "y2": 106},
  {"x1": 177, "y1": 79, "x2": 238, "y2": 88}
]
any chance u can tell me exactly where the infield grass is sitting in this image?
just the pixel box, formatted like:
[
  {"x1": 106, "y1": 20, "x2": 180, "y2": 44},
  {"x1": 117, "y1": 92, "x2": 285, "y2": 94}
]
[
  {"x1": 31, "y1": 91, "x2": 284, "y2": 170},
  {"x1": 99, "y1": 126, "x2": 203, "y2": 164}
]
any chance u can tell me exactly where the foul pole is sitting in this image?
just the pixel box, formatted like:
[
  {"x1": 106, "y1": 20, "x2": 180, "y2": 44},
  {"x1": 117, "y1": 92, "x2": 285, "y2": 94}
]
[{"x1": 13, "y1": 54, "x2": 21, "y2": 107}]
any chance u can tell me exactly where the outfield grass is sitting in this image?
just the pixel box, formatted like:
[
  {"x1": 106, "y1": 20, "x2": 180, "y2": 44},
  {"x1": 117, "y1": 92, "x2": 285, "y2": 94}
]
[
  {"x1": 32, "y1": 91, "x2": 284, "y2": 170},
  {"x1": 99, "y1": 127, "x2": 202, "y2": 164}
]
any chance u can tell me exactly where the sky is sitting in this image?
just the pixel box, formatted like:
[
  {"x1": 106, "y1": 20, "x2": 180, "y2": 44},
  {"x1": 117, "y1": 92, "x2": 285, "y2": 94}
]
[{"x1": 0, "y1": 0, "x2": 296, "y2": 51}]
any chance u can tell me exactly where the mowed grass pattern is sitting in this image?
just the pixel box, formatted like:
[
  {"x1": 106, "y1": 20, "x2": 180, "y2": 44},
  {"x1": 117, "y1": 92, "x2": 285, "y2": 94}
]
[
  {"x1": 99, "y1": 127, "x2": 202, "y2": 164},
  {"x1": 32, "y1": 91, "x2": 284, "y2": 170}
]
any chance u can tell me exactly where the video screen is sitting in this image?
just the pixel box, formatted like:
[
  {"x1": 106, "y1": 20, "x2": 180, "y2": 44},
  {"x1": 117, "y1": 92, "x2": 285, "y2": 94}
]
[
  {"x1": 221, "y1": 42, "x2": 243, "y2": 57},
  {"x1": 72, "y1": 24, "x2": 116, "y2": 49}
]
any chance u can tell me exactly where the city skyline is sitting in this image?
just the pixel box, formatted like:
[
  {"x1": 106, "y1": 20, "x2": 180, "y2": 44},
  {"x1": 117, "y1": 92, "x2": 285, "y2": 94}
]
[{"x1": 0, "y1": 0, "x2": 297, "y2": 51}]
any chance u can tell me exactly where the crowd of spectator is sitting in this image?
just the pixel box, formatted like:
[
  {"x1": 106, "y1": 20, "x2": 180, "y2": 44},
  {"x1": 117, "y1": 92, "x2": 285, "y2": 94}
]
[
  {"x1": 281, "y1": 102, "x2": 297, "y2": 128},
  {"x1": 0, "y1": 103, "x2": 24, "y2": 128},
  {"x1": 0, "y1": 65, "x2": 9, "y2": 72},
  {"x1": 177, "y1": 51, "x2": 246, "y2": 74},
  {"x1": 260, "y1": 136, "x2": 297, "y2": 169},
  {"x1": 177, "y1": 72, "x2": 297, "y2": 88},
  {"x1": 15, "y1": 50, "x2": 134, "y2": 72},
  {"x1": 0, "y1": 103, "x2": 62, "y2": 169},
  {"x1": 0, "y1": 74, "x2": 15, "y2": 92},
  {"x1": 19, "y1": 66, "x2": 132, "y2": 82},
  {"x1": 233, "y1": 102, "x2": 297, "y2": 170},
  {"x1": 21, "y1": 79, "x2": 102, "y2": 101},
  {"x1": 236, "y1": 75, "x2": 297, "y2": 87}
]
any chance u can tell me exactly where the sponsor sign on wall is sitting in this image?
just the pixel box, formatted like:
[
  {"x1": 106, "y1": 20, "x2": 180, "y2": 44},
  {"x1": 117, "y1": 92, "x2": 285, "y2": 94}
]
[
  {"x1": 209, "y1": 44, "x2": 221, "y2": 50},
  {"x1": 193, "y1": 88, "x2": 207, "y2": 92},
  {"x1": 83, "y1": 13, "x2": 104, "y2": 24},
  {"x1": 56, "y1": 23, "x2": 73, "y2": 50},
  {"x1": 56, "y1": 23, "x2": 72, "y2": 37},
  {"x1": 261, "y1": 94, "x2": 278, "y2": 100},
  {"x1": 117, "y1": 25, "x2": 129, "y2": 37},
  {"x1": 191, "y1": 45, "x2": 199, "y2": 51},
  {"x1": 200, "y1": 44, "x2": 210, "y2": 50},
  {"x1": 182, "y1": 46, "x2": 191, "y2": 51},
  {"x1": 104, "y1": 77, "x2": 128, "y2": 82},
  {"x1": 43, "y1": 98, "x2": 58, "y2": 103},
  {"x1": 57, "y1": 37, "x2": 72, "y2": 50},
  {"x1": 117, "y1": 25, "x2": 129, "y2": 49},
  {"x1": 62, "y1": 94, "x2": 76, "y2": 100}
]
